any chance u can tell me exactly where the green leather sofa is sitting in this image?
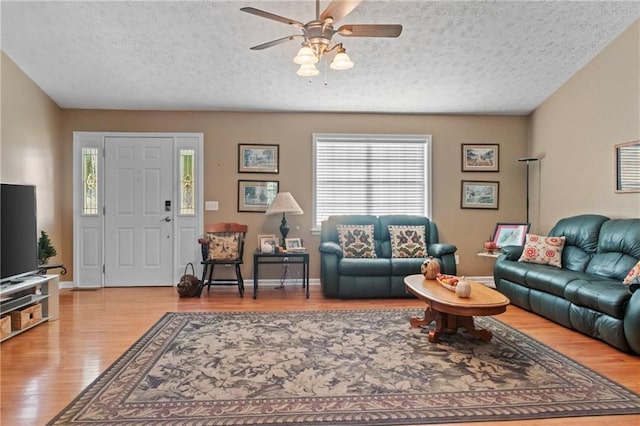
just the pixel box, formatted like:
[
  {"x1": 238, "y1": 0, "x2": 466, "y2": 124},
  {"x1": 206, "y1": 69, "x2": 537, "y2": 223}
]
[
  {"x1": 319, "y1": 215, "x2": 457, "y2": 298},
  {"x1": 494, "y1": 214, "x2": 640, "y2": 354}
]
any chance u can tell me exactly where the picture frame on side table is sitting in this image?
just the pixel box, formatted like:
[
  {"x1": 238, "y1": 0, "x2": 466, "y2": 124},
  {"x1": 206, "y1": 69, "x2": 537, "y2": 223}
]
[
  {"x1": 285, "y1": 238, "x2": 303, "y2": 251},
  {"x1": 461, "y1": 180, "x2": 499, "y2": 209},
  {"x1": 259, "y1": 236, "x2": 279, "y2": 253},
  {"x1": 461, "y1": 144, "x2": 500, "y2": 172},
  {"x1": 238, "y1": 180, "x2": 279, "y2": 212},
  {"x1": 238, "y1": 144, "x2": 279, "y2": 174},
  {"x1": 257, "y1": 234, "x2": 276, "y2": 249},
  {"x1": 492, "y1": 223, "x2": 530, "y2": 247}
]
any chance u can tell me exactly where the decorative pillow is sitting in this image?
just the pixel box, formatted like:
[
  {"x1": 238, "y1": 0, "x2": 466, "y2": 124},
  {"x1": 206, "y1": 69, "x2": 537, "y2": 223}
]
[
  {"x1": 624, "y1": 261, "x2": 640, "y2": 285},
  {"x1": 388, "y1": 225, "x2": 426, "y2": 258},
  {"x1": 517, "y1": 234, "x2": 566, "y2": 267},
  {"x1": 337, "y1": 224, "x2": 377, "y2": 258},
  {"x1": 208, "y1": 235, "x2": 239, "y2": 260}
]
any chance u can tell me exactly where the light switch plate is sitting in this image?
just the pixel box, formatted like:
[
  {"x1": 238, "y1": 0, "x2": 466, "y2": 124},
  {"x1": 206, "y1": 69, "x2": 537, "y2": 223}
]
[{"x1": 205, "y1": 201, "x2": 219, "y2": 211}]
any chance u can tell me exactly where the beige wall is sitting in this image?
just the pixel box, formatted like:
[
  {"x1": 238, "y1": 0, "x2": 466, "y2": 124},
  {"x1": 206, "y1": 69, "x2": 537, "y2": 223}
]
[
  {"x1": 60, "y1": 111, "x2": 528, "y2": 280},
  {"x1": 0, "y1": 52, "x2": 64, "y2": 266},
  {"x1": 529, "y1": 20, "x2": 640, "y2": 233},
  {"x1": 5, "y1": 18, "x2": 638, "y2": 284}
]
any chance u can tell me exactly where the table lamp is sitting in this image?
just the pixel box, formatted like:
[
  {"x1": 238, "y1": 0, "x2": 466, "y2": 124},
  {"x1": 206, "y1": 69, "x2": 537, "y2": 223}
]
[{"x1": 265, "y1": 192, "x2": 303, "y2": 246}]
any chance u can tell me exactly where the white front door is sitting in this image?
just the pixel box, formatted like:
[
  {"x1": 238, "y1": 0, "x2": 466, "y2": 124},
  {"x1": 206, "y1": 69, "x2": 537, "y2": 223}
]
[{"x1": 104, "y1": 136, "x2": 174, "y2": 286}]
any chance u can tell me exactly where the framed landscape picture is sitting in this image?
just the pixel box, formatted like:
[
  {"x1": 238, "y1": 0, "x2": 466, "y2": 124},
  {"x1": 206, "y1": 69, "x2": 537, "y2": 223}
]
[
  {"x1": 492, "y1": 223, "x2": 530, "y2": 247},
  {"x1": 238, "y1": 180, "x2": 279, "y2": 212},
  {"x1": 238, "y1": 144, "x2": 279, "y2": 174},
  {"x1": 461, "y1": 144, "x2": 499, "y2": 172},
  {"x1": 461, "y1": 180, "x2": 499, "y2": 209}
]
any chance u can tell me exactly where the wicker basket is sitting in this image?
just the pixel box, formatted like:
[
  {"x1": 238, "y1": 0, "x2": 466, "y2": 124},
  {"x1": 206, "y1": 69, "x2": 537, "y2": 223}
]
[{"x1": 10, "y1": 303, "x2": 42, "y2": 330}]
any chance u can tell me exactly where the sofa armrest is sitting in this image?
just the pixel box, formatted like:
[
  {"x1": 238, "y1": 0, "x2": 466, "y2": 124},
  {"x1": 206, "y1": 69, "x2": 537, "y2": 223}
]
[
  {"x1": 624, "y1": 288, "x2": 640, "y2": 355},
  {"x1": 319, "y1": 241, "x2": 343, "y2": 258},
  {"x1": 428, "y1": 243, "x2": 457, "y2": 257},
  {"x1": 500, "y1": 245, "x2": 524, "y2": 261}
]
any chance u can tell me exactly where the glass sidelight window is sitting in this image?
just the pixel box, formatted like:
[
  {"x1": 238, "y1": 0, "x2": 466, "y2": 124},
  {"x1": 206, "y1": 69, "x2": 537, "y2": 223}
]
[
  {"x1": 82, "y1": 147, "x2": 99, "y2": 215},
  {"x1": 179, "y1": 149, "x2": 195, "y2": 215}
]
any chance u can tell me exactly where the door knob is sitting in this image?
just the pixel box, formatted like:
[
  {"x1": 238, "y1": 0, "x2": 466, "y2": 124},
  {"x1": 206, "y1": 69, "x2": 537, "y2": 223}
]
[{"x1": 163, "y1": 216, "x2": 172, "y2": 222}]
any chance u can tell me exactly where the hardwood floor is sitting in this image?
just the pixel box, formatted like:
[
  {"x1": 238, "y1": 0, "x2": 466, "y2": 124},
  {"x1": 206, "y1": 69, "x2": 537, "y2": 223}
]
[{"x1": 1, "y1": 284, "x2": 638, "y2": 425}]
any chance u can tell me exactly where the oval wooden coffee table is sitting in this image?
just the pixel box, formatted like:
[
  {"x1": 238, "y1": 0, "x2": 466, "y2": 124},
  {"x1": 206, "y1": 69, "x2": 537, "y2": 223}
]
[{"x1": 404, "y1": 274, "x2": 510, "y2": 343}]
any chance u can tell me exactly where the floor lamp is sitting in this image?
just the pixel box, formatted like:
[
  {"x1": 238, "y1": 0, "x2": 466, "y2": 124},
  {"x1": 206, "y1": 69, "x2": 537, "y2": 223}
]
[{"x1": 518, "y1": 157, "x2": 539, "y2": 224}]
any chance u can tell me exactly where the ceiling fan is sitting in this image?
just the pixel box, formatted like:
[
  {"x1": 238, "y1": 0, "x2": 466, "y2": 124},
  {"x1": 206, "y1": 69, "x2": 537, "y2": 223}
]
[{"x1": 241, "y1": 0, "x2": 403, "y2": 77}]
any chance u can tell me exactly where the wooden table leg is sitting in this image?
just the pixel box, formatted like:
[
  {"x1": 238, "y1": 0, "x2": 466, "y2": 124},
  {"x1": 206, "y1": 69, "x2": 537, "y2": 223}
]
[
  {"x1": 458, "y1": 316, "x2": 493, "y2": 341},
  {"x1": 410, "y1": 308, "x2": 437, "y2": 328}
]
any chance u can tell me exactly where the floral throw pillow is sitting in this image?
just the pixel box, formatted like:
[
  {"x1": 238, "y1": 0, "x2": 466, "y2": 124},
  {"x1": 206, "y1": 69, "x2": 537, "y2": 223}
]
[
  {"x1": 624, "y1": 261, "x2": 640, "y2": 285},
  {"x1": 208, "y1": 235, "x2": 239, "y2": 260},
  {"x1": 337, "y1": 225, "x2": 377, "y2": 258},
  {"x1": 518, "y1": 234, "x2": 566, "y2": 267},
  {"x1": 389, "y1": 225, "x2": 426, "y2": 258}
]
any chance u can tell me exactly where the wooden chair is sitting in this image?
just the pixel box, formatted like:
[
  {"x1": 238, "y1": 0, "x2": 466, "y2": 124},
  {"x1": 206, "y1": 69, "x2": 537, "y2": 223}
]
[{"x1": 198, "y1": 223, "x2": 248, "y2": 297}]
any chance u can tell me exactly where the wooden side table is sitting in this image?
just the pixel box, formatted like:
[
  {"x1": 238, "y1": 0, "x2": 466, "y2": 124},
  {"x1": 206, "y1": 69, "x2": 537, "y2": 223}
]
[{"x1": 253, "y1": 251, "x2": 310, "y2": 299}]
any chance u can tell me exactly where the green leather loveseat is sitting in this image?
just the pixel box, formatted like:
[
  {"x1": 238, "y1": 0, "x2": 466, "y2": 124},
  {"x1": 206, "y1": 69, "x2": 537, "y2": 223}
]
[
  {"x1": 494, "y1": 214, "x2": 640, "y2": 354},
  {"x1": 319, "y1": 215, "x2": 457, "y2": 298}
]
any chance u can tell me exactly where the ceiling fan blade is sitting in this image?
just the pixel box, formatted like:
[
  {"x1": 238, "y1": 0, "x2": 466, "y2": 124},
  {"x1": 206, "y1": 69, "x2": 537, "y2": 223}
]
[
  {"x1": 320, "y1": 0, "x2": 363, "y2": 23},
  {"x1": 240, "y1": 7, "x2": 304, "y2": 28},
  {"x1": 338, "y1": 24, "x2": 403, "y2": 37},
  {"x1": 250, "y1": 35, "x2": 303, "y2": 50}
]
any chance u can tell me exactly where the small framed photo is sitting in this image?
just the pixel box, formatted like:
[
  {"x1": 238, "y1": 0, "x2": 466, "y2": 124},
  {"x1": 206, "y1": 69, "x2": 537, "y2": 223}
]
[
  {"x1": 285, "y1": 238, "x2": 302, "y2": 250},
  {"x1": 257, "y1": 234, "x2": 276, "y2": 248},
  {"x1": 461, "y1": 180, "x2": 499, "y2": 209},
  {"x1": 461, "y1": 144, "x2": 499, "y2": 172},
  {"x1": 492, "y1": 223, "x2": 530, "y2": 247},
  {"x1": 238, "y1": 144, "x2": 279, "y2": 174},
  {"x1": 238, "y1": 180, "x2": 279, "y2": 212},
  {"x1": 259, "y1": 236, "x2": 279, "y2": 253}
]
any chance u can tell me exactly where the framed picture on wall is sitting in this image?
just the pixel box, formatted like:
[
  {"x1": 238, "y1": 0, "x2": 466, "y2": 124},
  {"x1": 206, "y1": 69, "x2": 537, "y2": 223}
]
[
  {"x1": 238, "y1": 180, "x2": 279, "y2": 212},
  {"x1": 492, "y1": 223, "x2": 530, "y2": 247},
  {"x1": 461, "y1": 180, "x2": 499, "y2": 209},
  {"x1": 461, "y1": 144, "x2": 499, "y2": 172},
  {"x1": 238, "y1": 144, "x2": 279, "y2": 174}
]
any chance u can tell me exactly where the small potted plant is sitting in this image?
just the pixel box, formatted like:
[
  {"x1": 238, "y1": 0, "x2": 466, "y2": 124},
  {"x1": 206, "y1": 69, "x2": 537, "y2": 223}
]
[{"x1": 38, "y1": 231, "x2": 57, "y2": 265}]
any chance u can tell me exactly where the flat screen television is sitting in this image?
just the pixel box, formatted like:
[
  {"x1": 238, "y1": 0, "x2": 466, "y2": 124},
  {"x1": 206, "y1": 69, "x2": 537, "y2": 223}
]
[{"x1": 1, "y1": 183, "x2": 39, "y2": 283}]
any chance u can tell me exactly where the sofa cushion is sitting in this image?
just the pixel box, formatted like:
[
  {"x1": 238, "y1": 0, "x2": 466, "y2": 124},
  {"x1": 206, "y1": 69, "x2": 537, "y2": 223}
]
[
  {"x1": 586, "y1": 218, "x2": 640, "y2": 280},
  {"x1": 208, "y1": 235, "x2": 239, "y2": 260},
  {"x1": 379, "y1": 215, "x2": 436, "y2": 258},
  {"x1": 549, "y1": 214, "x2": 609, "y2": 272},
  {"x1": 524, "y1": 267, "x2": 587, "y2": 298},
  {"x1": 587, "y1": 252, "x2": 639, "y2": 281},
  {"x1": 339, "y1": 258, "x2": 391, "y2": 276},
  {"x1": 518, "y1": 234, "x2": 565, "y2": 267},
  {"x1": 564, "y1": 279, "x2": 631, "y2": 319},
  {"x1": 388, "y1": 225, "x2": 426, "y2": 258},
  {"x1": 390, "y1": 258, "x2": 425, "y2": 276},
  {"x1": 337, "y1": 224, "x2": 377, "y2": 258}
]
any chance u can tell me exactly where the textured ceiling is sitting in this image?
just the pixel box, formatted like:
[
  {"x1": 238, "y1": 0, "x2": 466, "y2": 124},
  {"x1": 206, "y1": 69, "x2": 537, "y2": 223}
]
[{"x1": 2, "y1": 1, "x2": 639, "y2": 115}]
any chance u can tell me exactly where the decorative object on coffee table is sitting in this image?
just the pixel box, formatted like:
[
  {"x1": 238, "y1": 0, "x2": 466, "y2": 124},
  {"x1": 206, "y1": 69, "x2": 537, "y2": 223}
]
[{"x1": 420, "y1": 256, "x2": 440, "y2": 279}]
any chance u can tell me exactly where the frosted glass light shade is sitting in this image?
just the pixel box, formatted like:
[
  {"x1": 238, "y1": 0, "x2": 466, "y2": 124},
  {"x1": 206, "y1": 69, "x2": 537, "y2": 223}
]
[
  {"x1": 294, "y1": 46, "x2": 318, "y2": 65},
  {"x1": 296, "y1": 63, "x2": 320, "y2": 77},
  {"x1": 330, "y1": 52, "x2": 354, "y2": 70}
]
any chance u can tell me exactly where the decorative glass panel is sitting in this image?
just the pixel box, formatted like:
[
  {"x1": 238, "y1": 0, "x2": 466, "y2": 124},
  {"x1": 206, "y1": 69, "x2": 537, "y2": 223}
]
[
  {"x1": 82, "y1": 147, "x2": 98, "y2": 215},
  {"x1": 180, "y1": 149, "x2": 195, "y2": 215}
]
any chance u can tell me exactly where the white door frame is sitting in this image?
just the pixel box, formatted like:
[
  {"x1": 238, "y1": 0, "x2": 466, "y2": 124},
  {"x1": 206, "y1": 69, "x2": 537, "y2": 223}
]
[{"x1": 73, "y1": 132, "x2": 203, "y2": 288}]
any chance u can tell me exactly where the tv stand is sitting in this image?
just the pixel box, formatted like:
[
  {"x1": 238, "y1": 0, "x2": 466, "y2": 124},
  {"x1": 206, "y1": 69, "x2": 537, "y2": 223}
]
[{"x1": 0, "y1": 274, "x2": 59, "y2": 342}]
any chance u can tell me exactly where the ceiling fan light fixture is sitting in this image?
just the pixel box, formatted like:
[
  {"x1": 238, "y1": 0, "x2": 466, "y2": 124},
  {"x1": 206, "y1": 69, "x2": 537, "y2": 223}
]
[
  {"x1": 330, "y1": 49, "x2": 353, "y2": 70},
  {"x1": 296, "y1": 63, "x2": 320, "y2": 77},
  {"x1": 293, "y1": 45, "x2": 318, "y2": 65}
]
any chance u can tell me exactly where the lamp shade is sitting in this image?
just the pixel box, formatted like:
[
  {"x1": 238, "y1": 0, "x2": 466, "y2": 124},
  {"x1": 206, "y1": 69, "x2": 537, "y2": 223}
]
[
  {"x1": 296, "y1": 63, "x2": 320, "y2": 77},
  {"x1": 265, "y1": 192, "x2": 303, "y2": 216},
  {"x1": 330, "y1": 51, "x2": 354, "y2": 70},
  {"x1": 294, "y1": 46, "x2": 318, "y2": 65}
]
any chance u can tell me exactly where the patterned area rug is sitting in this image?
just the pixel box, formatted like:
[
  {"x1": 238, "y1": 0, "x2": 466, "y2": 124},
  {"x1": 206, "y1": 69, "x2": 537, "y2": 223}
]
[{"x1": 48, "y1": 309, "x2": 640, "y2": 425}]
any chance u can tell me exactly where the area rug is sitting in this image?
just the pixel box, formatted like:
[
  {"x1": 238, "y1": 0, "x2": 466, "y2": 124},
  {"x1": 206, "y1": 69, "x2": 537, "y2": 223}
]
[{"x1": 48, "y1": 309, "x2": 640, "y2": 425}]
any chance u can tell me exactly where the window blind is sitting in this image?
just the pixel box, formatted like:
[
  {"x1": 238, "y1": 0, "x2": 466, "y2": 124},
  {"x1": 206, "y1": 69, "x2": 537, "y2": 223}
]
[
  {"x1": 313, "y1": 134, "x2": 431, "y2": 229},
  {"x1": 617, "y1": 143, "x2": 640, "y2": 192}
]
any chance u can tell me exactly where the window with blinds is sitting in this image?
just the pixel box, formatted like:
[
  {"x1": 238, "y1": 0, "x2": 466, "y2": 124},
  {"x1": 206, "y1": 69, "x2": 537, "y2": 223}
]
[
  {"x1": 616, "y1": 141, "x2": 640, "y2": 193},
  {"x1": 312, "y1": 134, "x2": 432, "y2": 230}
]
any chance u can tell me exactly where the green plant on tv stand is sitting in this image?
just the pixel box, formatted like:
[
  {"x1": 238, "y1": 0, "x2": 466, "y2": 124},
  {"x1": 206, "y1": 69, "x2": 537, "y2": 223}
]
[{"x1": 38, "y1": 230, "x2": 57, "y2": 264}]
